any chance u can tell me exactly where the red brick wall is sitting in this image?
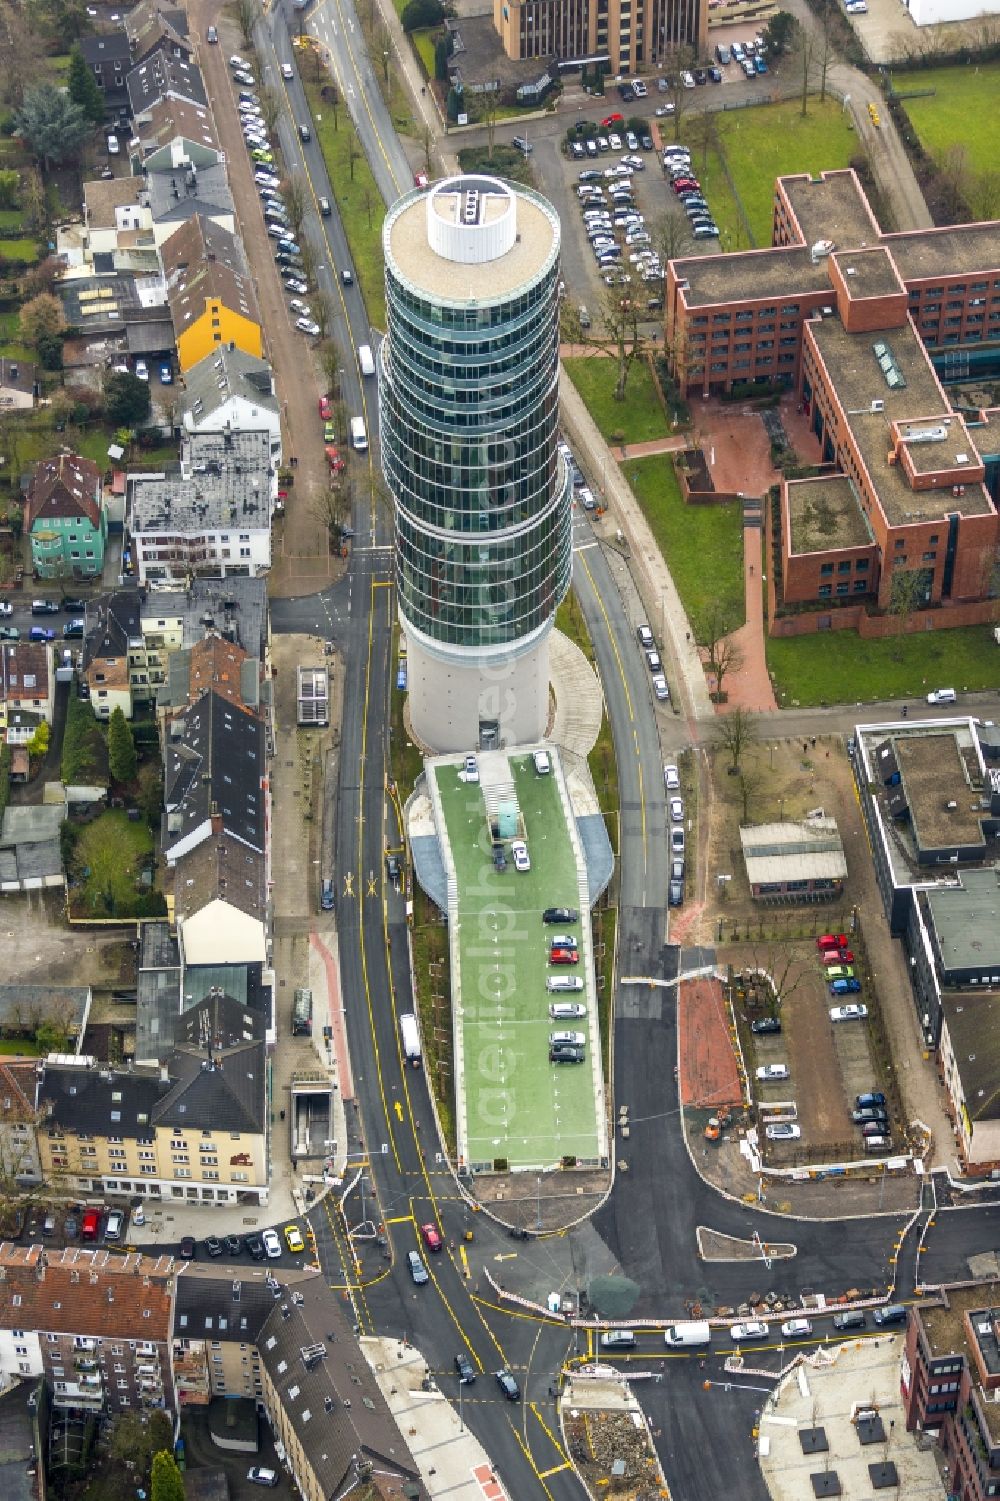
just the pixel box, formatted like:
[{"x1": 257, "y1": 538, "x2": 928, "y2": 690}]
[{"x1": 769, "y1": 594, "x2": 1000, "y2": 638}]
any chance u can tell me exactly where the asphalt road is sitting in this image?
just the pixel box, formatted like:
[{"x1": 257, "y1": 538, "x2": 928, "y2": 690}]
[{"x1": 251, "y1": 13, "x2": 1000, "y2": 1501}]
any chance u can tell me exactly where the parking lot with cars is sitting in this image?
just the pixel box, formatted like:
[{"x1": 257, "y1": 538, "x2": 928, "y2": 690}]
[{"x1": 738, "y1": 933, "x2": 890, "y2": 1160}]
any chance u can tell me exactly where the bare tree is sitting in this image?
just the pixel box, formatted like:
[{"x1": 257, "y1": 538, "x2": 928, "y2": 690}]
[
  {"x1": 260, "y1": 85, "x2": 283, "y2": 136},
  {"x1": 299, "y1": 239, "x2": 318, "y2": 289},
  {"x1": 312, "y1": 290, "x2": 333, "y2": 341},
  {"x1": 422, "y1": 122, "x2": 434, "y2": 176},
  {"x1": 281, "y1": 172, "x2": 308, "y2": 239},
  {"x1": 738, "y1": 765, "x2": 764, "y2": 824},
  {"x1": 740, "y1": 939, "x2": 809, "y2": 1011},
  {"x1": 318, "y1": 338, "x2": 345, "y2": 398},
  {"x1": 652, "y1": 210, "x2": 693, "y2": 267},
  {"x1": 479, "y1": 83, "x2": 500, "y2": 160},
  {"x1": 361, "y1": 186, "x2": 376, "y2": 228},
  {"x1": 236, "y1": 0, "x2": 261, "y2": 48},
  {"x1": 347, "y1": 128, "x2": 360, "y2": 182},
  {"x1": 699, "y1": 601, "x2": 743, "y2": 702},
  {"x1": 719, "y1": 706, "x2": 757, "y2": 773},
  {"x1": 971, "y1": 169, "x2": 1000, "y2": 222},
  {"x1": 664, "y1": 46, "x2": 696, "y2": 142},
  {"x1": 561, "y1": 284, "x2": 649, "y2": 404},
  {"x1": 888, "y1": 566, "x2": 929, "y2": 633},
  {"x1": 934, "y1": 143, "x2": 974, "y2": 219},
  {"x1": 310, "y1": 481, "x2": 350, "y2": 543}
]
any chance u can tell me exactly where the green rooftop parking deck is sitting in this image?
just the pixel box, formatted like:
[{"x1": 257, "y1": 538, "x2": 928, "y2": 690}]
[{"x1": 430, "y1": 751, "x2": 607, "y2": 1174}]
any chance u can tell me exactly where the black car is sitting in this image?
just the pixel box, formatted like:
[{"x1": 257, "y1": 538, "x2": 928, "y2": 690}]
[
  {"x1": 495, "y1": 1368, "x2": 520, "y2": 1401},
  {"x1": 543, "y1": 907, "x2": 579, "y2": 924},
  {"x1": 63, "y1": 619, "x2": 84, "y2": 638},
  {"x1": 455, "y1": 1353, "x2": 476, "y2": 1384},
  {"x1": 31, "y1": 599, "x2": 60, "y2": 614},
  {"x1": 224, "y1": 1234, "x2": 243, "y2": 1256},
  {"x1": 246, "y1": 1232, "x2": 265, "y2": 1260},
  {"x1": 205, "y1": 1235, "x2": 223, "y2": 1257},
  {"x1": 640, "y1": 133, "x2": 654, "y2": 150},
  {"x1": 550, "y1": 1044, "x2": 585, "y2": 1063},
  {"x1": 180, "y1": 1235, "x2": 196, "y2": 1258},
  {"x1": 750, "y1": 1016, "x2": 781, "y2": 1035},
  {"x1": 668, "y1": 879, "x2": 684, "y2": 907},
  {"x1": 62, "y1": 597, "x2": 86, "y2": 612}
]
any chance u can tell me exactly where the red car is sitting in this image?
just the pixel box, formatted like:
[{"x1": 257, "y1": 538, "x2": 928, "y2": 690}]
[
  {"x1": 816, "y1": 933, "x2": 849, "y2": 952},
  {"x1": 413, "y1": 171, "x2": 429, "y2": 189},
  {"x1": 673, "y1": 180, "x2": 699, "y2": 194},
  {"x1": 822, "y1": 948, "x2": 855, "y2": 965},
  {"x1": 550, "y1": 949, "x2": 579, "y2": 965},
  {"x1": 420, "y1": 1222, "x2": 442, "y2": 1252},
  {"x1": 601, "y1": 112, "x2": 624, "y2": 127},
  {"x1": 318, "y1": 395, "x2": 334, "y2": 420}
]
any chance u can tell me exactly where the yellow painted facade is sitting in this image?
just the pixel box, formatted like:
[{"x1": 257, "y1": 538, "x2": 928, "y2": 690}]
[{"x1": 40, "y1": 1120, "x2": 266, "y2": 1198}]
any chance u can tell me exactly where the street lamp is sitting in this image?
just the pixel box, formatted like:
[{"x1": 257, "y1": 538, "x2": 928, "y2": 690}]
[{"x1": 536, "y1": 1176, "x2": 542, "y2": 1230}]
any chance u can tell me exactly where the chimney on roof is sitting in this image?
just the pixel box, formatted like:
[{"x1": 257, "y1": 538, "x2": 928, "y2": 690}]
[{"x1": 211, "y1": 812, "x2": 223, "y2": 835}]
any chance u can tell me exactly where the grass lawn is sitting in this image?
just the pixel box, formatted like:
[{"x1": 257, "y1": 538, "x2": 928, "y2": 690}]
[
  {"x1": 0, "y1": 1038, "x2": 41, "y2": 1055},
  {"x1": 0, "y1": 210, "x2": 24, "y2": 233},
  {"x1": 0, "y1": 237, "x2": 42, "y2": 264},
  {"x1": 901, "y1": 63, "x2": 1000, "y2": 179},
  {"x1": 306, "y1": 80, "x2": 386, "y2": 330},
  {"x1": 626, "y1": 454, "x2": 745, "y2": 636},
  {"x1": 696, "y1": 98, "x2": 859, "y2": 249},
  {"x1": 766, "y1": 623, "x2": 1000, "y2": 707},
  {"x1": 69, "y1": 810, "x2": 154, "y2": 918},
  {"x1": 563, "y1": 355, "x2": 670, "y2": 445},
  {"x1": 410, "y1": 27, "x2": 437, "y2": 77}
]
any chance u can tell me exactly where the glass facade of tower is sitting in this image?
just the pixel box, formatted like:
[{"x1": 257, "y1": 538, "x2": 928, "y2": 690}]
[{"x1": 380, "y1": 184, "x2": 572, "y2": 652}]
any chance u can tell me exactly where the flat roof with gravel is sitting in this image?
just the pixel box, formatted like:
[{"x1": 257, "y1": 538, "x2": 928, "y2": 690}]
[
  {"x1": 432, "y1": 753, "x2": 605, "y2": 1173},
  {"x1": 786, "y1": 474, "x2": 872, "y2": 554}
]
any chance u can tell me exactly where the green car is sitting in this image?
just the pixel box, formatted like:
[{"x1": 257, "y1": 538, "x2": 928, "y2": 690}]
[
  {"x1": 323, "y1": 421, "x2": 337, "y2": 443},
  {"x1": 251, "y1": 149, "x2": 274, "y2": 164},
  {"x1": 0, "y1": 625, "x2": 19, "y2": 640},
  {"x1": 825, "y1": 965, "x2": 855, "y2": 980}
]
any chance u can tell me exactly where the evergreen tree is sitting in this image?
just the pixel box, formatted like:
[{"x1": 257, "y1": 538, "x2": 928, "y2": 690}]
[
  {"x1": 67, "y1": 47, "x2": 106, "y2": 125},
  {"x1": 107, "y1": 706, "x2": 137, "y2": 785},
  {"x1": 151, "y1": 1452, "x2": 185, "y2": 1501}
]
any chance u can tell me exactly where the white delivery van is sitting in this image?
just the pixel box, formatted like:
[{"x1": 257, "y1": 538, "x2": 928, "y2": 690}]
[
  {"x1": 358, "y1": 343, "x2": 376, "y2": 377},
  {"x1": 350, "y1": 416, "x2": 368, "y2": 451},
  {"x1": 664, "y1": 1321, "x2": 712, "y2": 1347},
  {"x1": 400, "y1": 1012, "x2": 422, "y2": 1067}
]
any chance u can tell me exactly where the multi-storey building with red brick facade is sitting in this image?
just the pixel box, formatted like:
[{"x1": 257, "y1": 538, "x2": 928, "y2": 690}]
[
  {"x1": 902, "y1": 1284, "x2": 1000, "y2": 1501},
  {"x1": 665, "y1": 171, "x2": 1000, "y2": 636}
]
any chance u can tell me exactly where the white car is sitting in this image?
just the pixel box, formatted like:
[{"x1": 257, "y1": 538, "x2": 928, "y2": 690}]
[
  {"x1": 0, "y1": 601, "x2": 13, "y2": 617},
  {"x1": 608, "y1": 132, "x2": 622, "y2": 151},
  {"x1": 281, "y1": 62, "x2": 294, "y2": 78},
  {"x1": 756, "y1": 1064, "x2": 789, "y2": 1081},
  {"x1": 669, "y1": 796, "x2": 684, "y2": 823},
  {"x1": 730, "y1": 1321, "x2": 768, "y2": 1342},
  {"x1": 766, "y1": 1123, "x2": 801, "y2": 1140},
  {"x1": 830, "y1": 1003, "x2": 869, "y2": 1022},
  {"x1": 511, "y1": 839, "x2": 530, "y2": 872},
  {"x1": 664, "y1": 764, "x2": 680, "y2": 790},
  {"x1": 654, "y1": 104, "x2": 675, "y2": 116},
  {"x1": 681, "y1": 69, "x2": 696, "y2": 87},
  {"x1": 289, "y1": 298, "x2": 311, "y2": 317},
  {"x1": 107, "y1": 135, "x2": 120, "y2": 155},
  {"x1": 652, "y1": 674, "x2": 669, "y2": 702},
  {"x1": 296, "y1": 317, "x2": 321, "y2": 336},
  {"x1": 262, "y1": 1228, "x2": 281, "y2": 1258},
  {"x1": 780, "y1": 1318, "x2": 813, "y2": 1339},
  {"x1": 549, "y1": 1002, "x2": 586, "y2": 1019},
  {"x1": 134, "y1": 360, "x2": 149, "y2": 381},
  {"x1": 549, "y1": 1030, "x2": 586, "y2": 1047}
]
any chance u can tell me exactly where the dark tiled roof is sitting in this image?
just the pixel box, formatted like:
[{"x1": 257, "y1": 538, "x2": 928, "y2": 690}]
[
  {"x1": 128, "y1": 49, "x2": 205, "y2": 114},
  {"x1": 0, "y1": 1060, "x2": 37, "y2": 1122},
  {"x1": 0, "y1": 1244, "x2": 175, "y2": 1338},
  {"x1": 161, "y1": 215, "x2": 258, "y2": 335},
  {"x1": 174, "y1": 1265, "x2": 284, "y2": 1342},
  {"x1": 154, "y1": 1040, "x2": 265, "y2": 1133},
  {"x1": 40, "y1": 1059, "x2": 167, "y2": 1137},
  {"x1": 257, "y1": 1272, "x2": 420, "y2": 1497},
  {"x1": 174, "y1": 990, "x2": 265, "y2": 1052},
  {"x1": 25, "y1": 453, "x2": 101, "y2": 531},
  {"x1": 163, "y1": 688, "x2": 265, "y2": 855},
  {"x1": 82, "y1": 588, "x2": 143, "y2": 672},
  {"x1": 0, "y1": 643, "x2": 50, "y2": 707}
]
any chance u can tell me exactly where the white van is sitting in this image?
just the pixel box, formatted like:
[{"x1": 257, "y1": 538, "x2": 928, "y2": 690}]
[
  {"x1": 350, "y1": 416, "x2": 368, "y2": 451},
  {"x1": 533, "y1": 750, "x2": 551, "y2": 775},
  {"x1": 358, "y1": 343, "x2": 376, "y2": 377},
  {"x1": 664, "y1": 1320, "x2": 711, "y2": 1347},
  {"x1": 926, "y1": 687, "x2": 956, "y2": 705}
]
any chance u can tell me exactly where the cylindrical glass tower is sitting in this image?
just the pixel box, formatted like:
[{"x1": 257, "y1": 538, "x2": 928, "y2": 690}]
[{"x1": 380, "y1": 174, "x2": 572, "y2": 752}]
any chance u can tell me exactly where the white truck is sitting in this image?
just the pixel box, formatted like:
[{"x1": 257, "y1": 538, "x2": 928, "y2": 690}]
[
  {"x1": 399, "y1": 1012, "x2": 422, "y2": 1068},
  {"x1": 663, "y1": 1320, "x2": 712, "y2": 1348},
  {"x1": 350, "y1": 416, "x2": 368, "y2": 452},
  {"x1": 357, "y1": 343, "x2": 376, "y2": 377}
]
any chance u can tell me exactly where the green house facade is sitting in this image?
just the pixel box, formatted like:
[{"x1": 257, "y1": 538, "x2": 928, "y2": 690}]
[{"x1": 25, "y1": 452, "x2": 107, "y2": 579}]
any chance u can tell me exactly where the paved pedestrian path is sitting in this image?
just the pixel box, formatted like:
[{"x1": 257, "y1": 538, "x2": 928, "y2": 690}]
[{"x1": 549, "y1": 627, "x2": 605, "y2": 763}]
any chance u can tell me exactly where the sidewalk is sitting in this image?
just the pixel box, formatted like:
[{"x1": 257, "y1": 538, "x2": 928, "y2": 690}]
[
  {"x1": 559, "y1": 369, "x2": 714, "y2": 729},
  {"x1": 363, "y1": 1337, "x2": 512, "y2": 1501}
]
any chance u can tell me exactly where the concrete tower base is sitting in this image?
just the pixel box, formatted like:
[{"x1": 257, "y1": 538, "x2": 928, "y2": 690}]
[{"x1": 403, "y1": 628, "x2": 551, "y2": 754}]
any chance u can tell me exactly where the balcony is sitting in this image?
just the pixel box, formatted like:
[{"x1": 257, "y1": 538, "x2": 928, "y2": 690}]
[
  {"x1": 54, "y1": 1388, "x2": 105, "y2": 1410},
  {"x1": 74, "y1": 1357, "x2": 99, "y2": 1372},
  {"x1": 73, "y1": 1338, "x2": 97, "y2": 1352}
]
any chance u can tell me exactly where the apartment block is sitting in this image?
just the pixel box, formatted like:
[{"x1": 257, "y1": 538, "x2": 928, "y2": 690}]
[
  {"x1": 665, "y1": 170, "x2": 1000, "y2": 637},
  {"x1": 0, "y1": 1243, "x2": 174, "y2": 1414},
  {"x1": 903, "y1": 1285, "x2": 1000, "y2": 1501},
  {"x1": 37, "y1": 1045, "x2": 268, "y2": 1207},
  {"x1": 493, "y1": 0, "x2": 705, "y2": 77}
]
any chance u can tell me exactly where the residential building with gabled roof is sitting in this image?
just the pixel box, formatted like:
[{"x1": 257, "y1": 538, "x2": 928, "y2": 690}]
[
  {"x1": 161, "y1": 215, "x2": 260, "y2": 371},
  {"x1": 0, "y1": 1242, "x2": 176, "y2": 1413},
  {"x1": 23, "y1": 453, "x2": 106, "y2": 580}
]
